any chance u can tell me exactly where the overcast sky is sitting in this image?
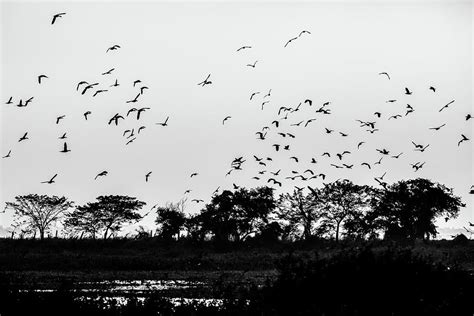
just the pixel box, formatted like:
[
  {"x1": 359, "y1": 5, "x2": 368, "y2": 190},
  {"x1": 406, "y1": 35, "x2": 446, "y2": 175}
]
[{"x1": 1, "y1": 0, "x2": 472, "y2": 237}]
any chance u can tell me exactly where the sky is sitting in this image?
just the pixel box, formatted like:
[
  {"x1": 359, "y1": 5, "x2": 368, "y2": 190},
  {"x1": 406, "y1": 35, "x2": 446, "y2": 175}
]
[{"x1": 0, "y1": 0, "x2": 472, "y2": 238}]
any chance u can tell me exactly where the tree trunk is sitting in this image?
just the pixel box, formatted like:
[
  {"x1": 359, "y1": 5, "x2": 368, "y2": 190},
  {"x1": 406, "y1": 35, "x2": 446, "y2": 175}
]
[{"x1": 335, "y1": 221, "x2": 340, "y2": 243}]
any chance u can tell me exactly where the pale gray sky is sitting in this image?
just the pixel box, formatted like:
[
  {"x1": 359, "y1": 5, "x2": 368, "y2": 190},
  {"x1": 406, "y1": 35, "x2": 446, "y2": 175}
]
[{"x1": 1, "y1": 0, "x2": 472, "y2": 236}]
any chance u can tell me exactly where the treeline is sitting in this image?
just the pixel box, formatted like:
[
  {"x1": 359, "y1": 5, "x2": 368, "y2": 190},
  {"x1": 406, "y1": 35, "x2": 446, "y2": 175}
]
[{"x1": 5, "y1": 178, "x2": 465, "y2": 243}]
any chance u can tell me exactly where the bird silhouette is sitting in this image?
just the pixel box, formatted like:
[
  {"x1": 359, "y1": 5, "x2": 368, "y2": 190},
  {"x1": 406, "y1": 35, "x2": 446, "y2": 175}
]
[
  {"x1": 197, "y1": 74, "x2": 212, "y2": 87},
  {"x1": 237, "y1": 45, "x2": 251, "y2": 52},
  {"x1": 145, "y1": 171, "x2": 152, "y2": 182},
  {"x1": 304, "y1": 119, "x2": 316, "y2": 127},
  {"x1": 299, "y1": 30, "x2": 311, "y2": 37},
  {"x1": 388, "y1": 114, "x2": 402, "y2": 120},
  {"x1": 82, "y1": 83, "x2": 99, "y2": 95},
  {"x1": 59, "y1": 133, "x2": 67, "y2": 139},
  {"x1": 51, "y1": 13, "x2": 66, "y2": 25},
  {"x1": 106, "y1": 44, "x2": 121, "y2": 52},
  {"x1": 415, "y1": 144, "x2": 430, "y2": 152},
  {"x1": 404, "y1": 87, "x2": 412, "y2": 95},
  {"x1": 138, "y1": 126, "x2": 146, "y2": 134},
  {"x1": 361, "y1": 162, "x2": 371, "y2": 169},
  {"x1": 458, "y1": 134, "x2": 469, "y2": 146},
  {"x1": 126, "y1": 137, "x2": 136, "y2": 145},
  {"x1": 38, "y1": 75, "x2": 48, "y2": 84},
  {"x1": 378, "y1": 72, "x2": 390, "y2": 80},
  {"x1": 93, "y1": 89, "x2": 108, "y2": 97},
  {"x1": 60, "y1": 142, "x2": 71, "y2": 153},
  {"x1": 95, "y1": 171, "x2": 108, "y2": 180},
  {"x1": 256, "y1": 132, "x2": 266, "y2": 140},
  {"x1": 429, "y1": 86, "x2": 436, "y2": 92},
  {"x1": 466, "y1": 114, "x2": 472, "y2": 121},
  {"x1": 391, "y1": 152, "x2": 403, "y2": 159},
  {"x1": 386, "y1": 99, "x2": 397, "y2": 103},
  {"x1": 190, "y1": 172, "x2": 198, "y2": 178},
  {"x1": 108, "y1": 113, "x2": 124, "y2": 125},
  {"x1": 374, "y1": 157, "x2": 383, "y2": 165},
  {"x1": 343, "y1": 164, "x2": 353, "y2": 169},
  {"x1": 268, "y1": 178, "x2": 282, "y2": 187},
  {"x1": 322, "y1": 152, "x2": 331, "y2": 157},
  {"x1": 374, "y1": 112, "x2": 382, "y2": 118},
  {"x1": 55, "y1": 115, "x2": 65, "y2": 124},
  {"x1": 102, "y1": 68, "x2": 115, "y2": 75},
  {"x1": 192, "y1": 199, "x2": 204, "y2": 203},
  {"x1": 133, "y1": 80, "x2": 142, "y2": 87},
  {"x1": 284, "y1": 37, "x2": 298, "y2": 47},
  {"x1": 77, "y1": 81, "x2": 88, "y2": 91},
  {"x1": 140, "y1": 86, "x2": 149, "y2": 95},
  {"x1": 84, "y1": 111, "x2": 91, "y2": 120},
  {"x1": 310, "y1": 158, "x2": 317, "y2": 164},
  {"x1": 18, "y1": 132, "x2": 28, "y2": 142},
  {"x1": 357, "y1": 142, "x2": 365, "y2": 149},
  {"x1": 126, "y1": 93, "x2": 140, "y2": 103},
  {"x1": 339, "y1": 132, "x2": 348, "y2": 137},
  {"x1": 376, "y1": 149, "x2": 390, "y2": 155},
  {"x1": 2, "y1": 150, "x2": 11, "y2": 159},
  {"x1": 5, "y1": 96, "x2": 13, "y2": 104},
  {"x1": 110, "y1": 79, "x2": 119, "y2": 87},
  {"x1": 290, "y1": 156, "x2": 299, "y2": 163},
  {"x1": 272, "y1": 144, "x2": 280, "y2": 151},
  {"x1": 429, "y1": 123, "x2": 446, "y2": 131},
  {"x1": 41, "y1": 174, "x2": 58, "y2": 184},
  {"x1": 250, "y1": 92, "x2": 260, "y2": 100},
  {"x1": 325, "y1": 128, "x2": 334, "y2": 134},
  {"x1": 156, "y1": 116, "x2": 169, "y2": 126},
  {"x1": 439, "y1": 100, "x2": 455, "y2": 112},
  {"x1": 246, "y1": 60, "x2": 258, "y2": 68}
]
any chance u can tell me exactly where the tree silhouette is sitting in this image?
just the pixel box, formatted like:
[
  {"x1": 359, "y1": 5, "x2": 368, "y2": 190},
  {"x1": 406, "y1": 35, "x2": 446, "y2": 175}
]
[
  {"x1": 318, "y1": 180, "x2": 373, "y2": 242},
  {"x1": 372, "y1": 178, "x2": 464, "y2": 240},
  {"x1": 66, "y1": 195, "x2": 145, "y2": 239},
  {"x1": 277, "y1": 188, "x2": 323, "y2": 240},
  {"x1": 6, "y1": 194, "x2": 73, "y2": 240},
  {"x1": 198, "y1": 186, "x2": 276, "y2": 243},
  {"x1": 155, "y1": 198, "x2": 187, "y2": 240},
  {"x1": 64, "y1": 202, "x2": 104, "y2": 239}
]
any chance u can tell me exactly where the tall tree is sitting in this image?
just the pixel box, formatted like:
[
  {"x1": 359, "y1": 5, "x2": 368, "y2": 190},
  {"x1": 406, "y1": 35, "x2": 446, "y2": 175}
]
[
  {"x1": 155, "y1": 198, "x2": 187, "y2": 240},
  {"x1": 198, "y1": 186, "x2": 276, "y2": 243},
  {"x1": 277, "y1": 188, "x2": 323, "y2": 240},
  {"x1": 6, "y1": 194, "x2": 73, "y2": 240},
  {"x1": 65, "y1": 195, "x2": 145, "y2": 239},
  {"x1": 372, "y1": 178, "x2": 464, "y2": 240},
  {"x1": 319, "y1": 180, "x2": 373, "y2": 242}
]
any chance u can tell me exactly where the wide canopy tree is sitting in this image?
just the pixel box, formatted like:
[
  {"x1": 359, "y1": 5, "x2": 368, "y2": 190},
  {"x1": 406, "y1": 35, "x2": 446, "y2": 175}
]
[
  {"x1": 372, "y1": 178, "x2": 464, "y2": 240},
  {"x1": 6, "y1": 194, "x2": 73, "y2": 239}
]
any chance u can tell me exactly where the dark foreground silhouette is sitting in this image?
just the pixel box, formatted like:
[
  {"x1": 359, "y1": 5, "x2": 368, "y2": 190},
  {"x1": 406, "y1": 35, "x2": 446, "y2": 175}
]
[{"x1": 1, "y1": 247, "x2": 473, "y2": 316}]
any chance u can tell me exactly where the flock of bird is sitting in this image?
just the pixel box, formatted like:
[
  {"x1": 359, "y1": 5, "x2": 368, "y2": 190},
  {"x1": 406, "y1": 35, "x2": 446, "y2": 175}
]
[{"x1": 2, "y1": 11, "x2": 473, "y2": 209}]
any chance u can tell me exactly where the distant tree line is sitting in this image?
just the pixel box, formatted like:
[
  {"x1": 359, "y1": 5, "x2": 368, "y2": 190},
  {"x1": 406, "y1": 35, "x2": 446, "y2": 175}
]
[{"x1": 4, "y1": 178, "x2": 464, "y2": 242}]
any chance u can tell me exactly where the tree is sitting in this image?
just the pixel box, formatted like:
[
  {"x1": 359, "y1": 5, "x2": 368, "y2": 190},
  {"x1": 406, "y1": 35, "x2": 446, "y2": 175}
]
[
  {"x1": 372, "y1": 178, "x2": 464, "y2": 241},
  {"x1": 6, "y1": 194, "x2": 73, "y2": 240},
  {"x1": 64, "y1": 202, "x2": 104, "y2": 239},
  {"x1": 276, "y1": 188, "x2": 323, "y2": 240},
  {"x1": 155, "y1": 198, "x2": 187, "y2": 240},
  {"x1": 318, "y1": 180, "x2": 373, "y2": 242},
  {"x1": 65, "y1": 195, "x2": 145, "y2": 239},
  {"x1": 198, "y1": 186, "x2": 276, "y2": 243}
]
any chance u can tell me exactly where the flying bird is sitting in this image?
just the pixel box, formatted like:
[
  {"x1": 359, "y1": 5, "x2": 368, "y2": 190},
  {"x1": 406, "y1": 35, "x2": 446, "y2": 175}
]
[
  {"x1": 41, "y1": 174, "x2": 58, "y2": 184},
  {"x1": 197, "y1": 74, "x2": 212, "y2": 87},
  {"x1": 51, "y1": 13, "x2": 66, "y2": 25},
  {"x1": 38, "y1": 75, "x2": 48, "y2": 84},
  {"x1": 361, "y1": 162, "x2": 371, "y2": 169},
  {"x1": 108, "y1": 113, "x2": 124, "y2": 125},
  {"x1": 458, "y1": 134, "x2": 469, "y2": 146},
  {"x1": 93, "y1": 89, "x2": 107, "y2": 97},
  {"x1": 156, "y1": 116, "x2": 169, "y2": 126},
  {"x1": 60, "y1": 142, "x2": 71, "y2": 153},
  {"x1": 192, "y1": 199, "x2": 204, "y2": 203},
  {"x1": 101, "y1": 68, "x2": 115, "y2": 75},
  {"x1": 246, "y1": 60, "x2": 258, "y2": 68},
  {"x1": 237, "y1": 46, "x2": 251, "y2": 52},
  {"x1": 284, "y1": 37, "x2": 298, "y2": 48},
  {"x1": 77, "y1": 81, "x2": 88, "y2": 91},
  {"x1": 56, "y1": 115, "x2": 65, "y2": 124},
  {"x1": 2, "y1": 150, "x2": 11, "y2": 159},
  {"x1": 95, "y1": 171, "x2": 108, "y2": 180},
  {"x1": 126, "y1": 93, "x2": 140, "y2": 103},
  {"x1": 110, "y1": 79, "x2": 119, "y2": 87},
  {"x1": 190, "y1": 172, "x2": 198, "y2": 178},
  {"x1": 145, "y1": 172, "x2": 152, "y2": 182},
  {"x1": 84, "y1": 111, "x2": 91, "y2": 120},
  {"x1": 5, "y1": 96, "x2": 13, "y2": 104},
  {"x1": 106, "y1": 44, "x2": 121, "y2": 52},
  {"x1": 250, "y1": 92, "x2": 260, "y2": 100},
  {"x1": 82, "y1": 83, "x2": 99, "y2": 95},
  {"x1": 222, "y1": 116, "x2": 231, "y2": 125},
  {"x1": 404, "y1": 87, "x2": 412, "y2": 95},
  {"x1": 140, "y1": 86, "x2": 149, "y2": 95},
  {"x1": 298, "y1": 30, "x2": 311, "y2": 37},
  {"x1": 357, "y1": 142, "x2": 365, "y2": 149},
  {"x1": 439, "y1": 100, "x2": 455, "y2": 112},
  {"x1": 429, "y1": 124, "x2": 446, "y2": 131},
  {"x1": 59, "y1": 133, "x2": 67, "y2": 139},
  {"x1": 18, "y1": 132, "x2": 28, "y2": 142},
  {"x1": 133, "y1": 80, "x2": 142, "y2": 87},
  {"x1": 378, "y1": 72, "x2": 390, "y2": 80}
]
